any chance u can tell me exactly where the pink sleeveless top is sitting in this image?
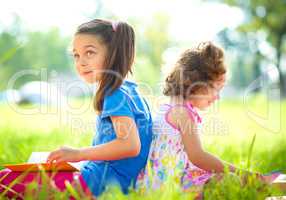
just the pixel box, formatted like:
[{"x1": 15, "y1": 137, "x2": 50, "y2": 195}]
[{"x1": 136, "y1": 103, "x2": 212, "y2": 190}]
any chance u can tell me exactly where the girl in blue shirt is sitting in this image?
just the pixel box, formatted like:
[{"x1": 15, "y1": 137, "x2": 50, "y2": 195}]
[
  {"x1": 0, "y1": 18, "x2": 153, "y2": 199},
  {"x1": 47, "y1": 19, "x2": 153, "y2": 197}
]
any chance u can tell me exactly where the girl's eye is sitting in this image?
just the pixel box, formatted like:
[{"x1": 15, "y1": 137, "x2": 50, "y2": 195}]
[
  {"x1": 73, "y1": 53, "x2": 79, "y2": 60},
  {"x1": 86, "y1": 51, "x2": 95, "y2": 57}
]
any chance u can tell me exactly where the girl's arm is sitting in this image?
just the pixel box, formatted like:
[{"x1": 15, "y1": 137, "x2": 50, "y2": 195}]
[
  {"x1": 168, "y1": 106, "x2": 272, "y2": 184},
  {"x1": 168, "y1": 106, "x2": 237, "y2": 173},
  {"x1": 47, "y1": 116, "x2": 141, "y2": 164},
  {"x1": 80, "y1": 116, "x2": 141, "y2": 160}
]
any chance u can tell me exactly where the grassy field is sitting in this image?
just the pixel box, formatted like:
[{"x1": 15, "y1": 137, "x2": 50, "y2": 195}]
[{"x1": 0, "y1": 95, "x2": 286, "y2": 199}]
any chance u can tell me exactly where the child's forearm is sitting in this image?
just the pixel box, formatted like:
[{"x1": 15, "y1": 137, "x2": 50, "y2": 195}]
[
  {"x1": 78, "y1": 139, "x2": 140, "y2": 161},
  {"x1": 194, "y1": 151, "x2": 238, "y2": 173},
  {"x1": 196, "y1": 151, "x2": 261, "y2": 181}
]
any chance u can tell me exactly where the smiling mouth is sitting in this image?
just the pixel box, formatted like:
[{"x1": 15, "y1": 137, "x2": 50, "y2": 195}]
[{"x1": 81, "y1": 71, "x2": 93, "y2": 76}]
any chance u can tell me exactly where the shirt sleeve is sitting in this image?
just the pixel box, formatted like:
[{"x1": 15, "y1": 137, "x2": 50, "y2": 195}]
[{"x1": 100, "y1": 88, "x2": 134, "y2": 119}]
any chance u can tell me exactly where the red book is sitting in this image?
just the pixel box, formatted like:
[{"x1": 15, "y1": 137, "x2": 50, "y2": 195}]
[{"x1": 3, "y1": 152, "x2": 83, "y2": 172}]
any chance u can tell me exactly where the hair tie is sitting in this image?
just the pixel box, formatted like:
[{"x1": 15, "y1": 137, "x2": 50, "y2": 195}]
[{"x1": 112, "y1": 21, "x2": 119, "y2": 32}]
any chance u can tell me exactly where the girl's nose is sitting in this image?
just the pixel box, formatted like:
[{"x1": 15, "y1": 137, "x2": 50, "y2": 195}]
[{"x1": 78, "y1": 57, "x2": 88, "y2": 67}]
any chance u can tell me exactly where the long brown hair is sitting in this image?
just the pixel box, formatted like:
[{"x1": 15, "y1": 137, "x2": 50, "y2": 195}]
[{"x1": 76, "y1": 19, "x2": 135, "y2": 112}]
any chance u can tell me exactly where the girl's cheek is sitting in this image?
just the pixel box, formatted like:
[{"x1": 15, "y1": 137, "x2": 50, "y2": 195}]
[
  {"x1": 75, "y1": 65, "x2": 80, "y2": 74},
  {"x1": 211, "y1": 95, "x2": 216, "y2": 101}
]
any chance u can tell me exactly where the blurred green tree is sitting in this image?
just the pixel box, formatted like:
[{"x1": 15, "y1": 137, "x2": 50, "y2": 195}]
[
  {"x1": 0, "y1": 31, "x2": 27, "y2": 89},
  {"x1": 217, "y1": 28, "x2": 264, "y2": 91},
  {"x1": 222, "y1": 0, "x2": 286, "y2": 97},
  {"x1": 0, "y1": 19, "x2": 71, "y2": 90},
  {"x1": 133, "y1": 13, "x2": 172, "y2": 90},
  {"x1": 22, "y1": 28, "x2": 71, "y2": 72}
]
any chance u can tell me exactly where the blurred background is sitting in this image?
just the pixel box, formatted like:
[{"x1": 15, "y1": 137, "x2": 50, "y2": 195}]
[
  {"x1": 0, "y1": 0, "x2": 285, "y2": 101},
  {"x1": 0, "y1": 0, "x2": 285, "y2": 175}
]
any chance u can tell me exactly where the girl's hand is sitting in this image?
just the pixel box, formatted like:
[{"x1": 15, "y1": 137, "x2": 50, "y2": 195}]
[
  {"x1": 46, "y1": 146, "x2": 82, "y2": 165},
  {"x1": 241, "y1": 171, "x2": 280, "y2": 185}
]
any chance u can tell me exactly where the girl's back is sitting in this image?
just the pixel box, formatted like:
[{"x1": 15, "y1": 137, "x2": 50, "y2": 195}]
[{"x1": 137, "y1": 103, "x2": 211, "y2": 190}]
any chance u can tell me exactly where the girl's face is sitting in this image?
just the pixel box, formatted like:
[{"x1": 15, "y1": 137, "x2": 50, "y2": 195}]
[
  {"x1": 72, "y1": 34, "x2": 108, "y2": 83},
  {"x1": 189, "y1": 74, "x2": 226, "y2": 110}
]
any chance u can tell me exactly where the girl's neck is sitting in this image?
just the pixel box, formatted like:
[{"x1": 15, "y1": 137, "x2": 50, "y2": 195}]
[
  {"x1": 125, "y1": 74, "x2": 136, "y2": 82},
  {"x1": 169, "y1": 96, "x2": 195, "y2": 106}
]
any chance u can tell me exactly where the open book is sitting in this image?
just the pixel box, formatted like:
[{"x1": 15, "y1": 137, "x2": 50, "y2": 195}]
[
  {"x1": 272, "y1": 174, "x2": 286, "y2": 183},
  {"x1": 3, "y1": 152, "x2": 85, "y2": 172},
  {"x1": 271, "y1": 174, "x2": 286, "y2": 190}
]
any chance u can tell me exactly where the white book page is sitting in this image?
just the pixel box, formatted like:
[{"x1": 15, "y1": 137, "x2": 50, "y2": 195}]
[
  {"x1": 27, "y1": 152, "x2": 50, "y2": 163},
  {"x1": 27, "y1": 152, "x2": 84, "y2": 170},
  {"x1": 273, "y1": 174, "x2": 286, "y2": 183}
]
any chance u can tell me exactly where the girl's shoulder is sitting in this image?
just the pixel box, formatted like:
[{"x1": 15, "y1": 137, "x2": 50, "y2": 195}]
[
  {"x1": 101, "y1": 80, "x2": 151, "y2": 119},
  {"x1": 165, "y1": 103, "x2": 201, "y2": 131},
  {"x1": 104, "y1": 80, "x2": 137, "y2": 101}
]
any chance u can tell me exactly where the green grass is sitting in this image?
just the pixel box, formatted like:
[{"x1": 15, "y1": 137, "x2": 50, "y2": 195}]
[{"x1": 0, "y1": 96, "x2": 286, "y2": 199}]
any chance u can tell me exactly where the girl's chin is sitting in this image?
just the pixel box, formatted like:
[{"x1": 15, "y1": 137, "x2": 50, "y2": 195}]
[
  {"x1": 81, "y1": 76, "x2": 98, "y2": 84},
  {"x1": 197, "y1": 106, "x2": 207, "y2": 111},
  {"x1": 79, "y1": 73, "x2": 100, "y2": 83},
  {"x1": 197, "y1": 103, "x2": 211, "y2": 110},
  {"x1": 85, "y1": 79, "x2": 97, "y2": 84}
]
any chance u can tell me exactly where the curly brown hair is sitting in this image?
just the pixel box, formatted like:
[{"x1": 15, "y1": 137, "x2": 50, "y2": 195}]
[{"x1": 163, "y1": 42, "x2": 226, "y2": 99}]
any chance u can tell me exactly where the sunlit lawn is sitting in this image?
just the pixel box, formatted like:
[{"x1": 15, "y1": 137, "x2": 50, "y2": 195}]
[{"x1": 0, "y1": 95, "x2": 286, "y2": 199}]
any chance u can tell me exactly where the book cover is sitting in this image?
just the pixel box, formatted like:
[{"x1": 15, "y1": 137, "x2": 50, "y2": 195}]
[{"x1": 3, "y1": 152, "x2": 84, "y2": 172}]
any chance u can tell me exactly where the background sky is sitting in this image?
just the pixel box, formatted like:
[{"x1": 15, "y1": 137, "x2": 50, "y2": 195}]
[{"x1": 0, "y1": 0, "x2": 243, "y2": 42}]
